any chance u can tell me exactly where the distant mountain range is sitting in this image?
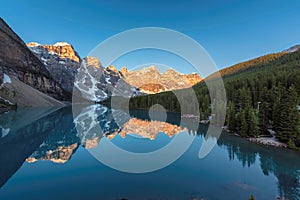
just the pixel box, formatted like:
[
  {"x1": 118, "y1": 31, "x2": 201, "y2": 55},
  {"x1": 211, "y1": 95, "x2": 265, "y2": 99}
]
[
  {"x1": 0, "y1": 17, "x2": 299, "y2": 113},
  {"x1": 0, "y1": 18, "x2": 202, "y2": 112},
  {"x1": 27, "y1": 42, "x2": 202, "y2": 95}
]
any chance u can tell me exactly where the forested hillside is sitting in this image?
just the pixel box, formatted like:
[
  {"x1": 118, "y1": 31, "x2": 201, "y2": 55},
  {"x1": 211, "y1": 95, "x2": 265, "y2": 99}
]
[{"x1": 129, "y1": 49, "x2": 300, "y2": 149}]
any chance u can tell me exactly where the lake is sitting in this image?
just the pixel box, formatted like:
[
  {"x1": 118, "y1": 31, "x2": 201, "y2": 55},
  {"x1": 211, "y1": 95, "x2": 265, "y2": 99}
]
[{"x1": 0, "y1": 105, "x2": 299, "y2": 200}]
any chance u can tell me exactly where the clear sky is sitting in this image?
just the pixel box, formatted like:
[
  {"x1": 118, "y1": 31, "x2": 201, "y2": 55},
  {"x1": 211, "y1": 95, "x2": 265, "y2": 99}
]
[{"x1": 1, "y1": 0, "x2": 300, "y2": 73}]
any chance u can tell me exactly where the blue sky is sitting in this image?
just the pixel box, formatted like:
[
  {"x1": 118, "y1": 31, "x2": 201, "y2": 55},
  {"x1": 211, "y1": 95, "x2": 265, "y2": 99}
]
[{"x1": 1, "y1": 0, "x2": 300, "y2": 73}]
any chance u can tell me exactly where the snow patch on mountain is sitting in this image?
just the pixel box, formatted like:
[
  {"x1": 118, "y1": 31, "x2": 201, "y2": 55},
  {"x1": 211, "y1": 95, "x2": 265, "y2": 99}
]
[
  {"x1": 3, "y1": 73, "x2": 11, "y2": 84},
  {"x1": 53, "y1": 42, "x2": 71, "y2": 46},
  {"x1": 283, "y1": 45, "x2": 300, "y2": 53},
  {"x1": 0, "y1": 73, "x2": 12, "y2": 89}
]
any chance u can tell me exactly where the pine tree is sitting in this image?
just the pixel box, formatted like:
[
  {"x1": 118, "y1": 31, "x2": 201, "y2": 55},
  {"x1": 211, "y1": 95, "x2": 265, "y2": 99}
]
[
  {"x1": 240, "y1": 110, "x2": 248, "y2": 137},
  {"x1": 227, "y1": 101, "x2": 236, "y2": 131},
  {"x1": 258, "y1": 87, "x2": 272, "y2": 135},
  {"x1": 248, "y1": 108, "x2": 259, "y2": 137},
  {"x1": 274, "y1": 85, "x2": 300, "y2": 148}
]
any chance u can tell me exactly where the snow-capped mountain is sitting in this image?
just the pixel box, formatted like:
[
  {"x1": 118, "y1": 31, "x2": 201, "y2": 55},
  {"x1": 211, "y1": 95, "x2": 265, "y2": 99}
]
[
  {"x1": 74, "y1": 60, "x2": 141, "y2": 102},
  {"x1": 28, "y1": 42, "x2": 141, "y2": 102},
  {"x1": 28, "y1": 40, "x2": 201, "y2": 100}
]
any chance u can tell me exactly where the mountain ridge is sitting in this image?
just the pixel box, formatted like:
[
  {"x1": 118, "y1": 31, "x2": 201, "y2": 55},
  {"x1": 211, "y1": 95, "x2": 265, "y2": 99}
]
[
  {"x1": 204, "y1": 44, "x2": 300, "y2": 82},
  {"x1": 27, "y1": 41, "x2": 202, "y2": 97},
  {"x1": 283, "y1": 44, "x2": 300, "y2": 53}
]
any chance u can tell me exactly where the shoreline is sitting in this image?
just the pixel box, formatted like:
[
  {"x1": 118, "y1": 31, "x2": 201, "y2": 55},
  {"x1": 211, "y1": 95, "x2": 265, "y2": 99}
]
[
  {"x1": 220, "y1": 126, "x2": 289, "y2": 149},
  {"x1": 247, "y1": 137, "x2": 288, "y2": 148},
  {"x1": 223, "y1": 129, "x2": 288, "y2": 148}
]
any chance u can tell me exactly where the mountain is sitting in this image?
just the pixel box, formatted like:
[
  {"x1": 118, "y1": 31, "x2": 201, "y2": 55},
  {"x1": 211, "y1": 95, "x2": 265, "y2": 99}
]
[
  {"x1": 28, "y1": 42, "x2": 81, "y2": 62},
  {"x1": 27, "y1": 41, "x2": 141, "y2": 102},
  {"x1": 122, "y1": 65, "x2": 202, "y2": 94},
  {"x1": 0, "y1": 18, "x2": 70, "y2": 112},
  {"x1": 27, "y1": 42, "x2": 81, "y2": 92},
  {"x1": 73, "y1": 58, "x2": 142, "y2": 102},
  {"x1": 206, "y1": 52, "x2": 286, "y2": 81},
  {"x1": 25, "y1": 40, "x2": 201, "y2": 101},
  {"x1": 130, "y1": 47, "x2": 300, "y2": 148},
  {"x1": 27, "y1": 41, "x2": 200, "y2": 101},
  {"x1": 0, "y1": 18, "x2": 68, "y2": 101},
  {"x1": 0, "y1": 17, "x2": 142, "y2": 107},
  {"x1": 205, "y1": 45, "x2": 299, "y2": 81},
  {"x1": 283, "y1": 44, "x2": 300, "y2": 53}
]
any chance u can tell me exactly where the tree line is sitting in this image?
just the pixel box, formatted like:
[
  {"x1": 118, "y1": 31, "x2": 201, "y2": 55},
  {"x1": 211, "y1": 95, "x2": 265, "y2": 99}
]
[{"x1": 129, "y1": 49, "x2": 300, "y2": 149}]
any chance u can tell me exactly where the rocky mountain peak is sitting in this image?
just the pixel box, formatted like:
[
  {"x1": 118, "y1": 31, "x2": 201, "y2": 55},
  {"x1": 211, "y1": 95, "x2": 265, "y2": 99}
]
[
  {"x1": 120, "y1": 66, "x2": 128, "y2": 76},
  {"x1": 162, "y1": 68, "x2": 180, "y2": 76},
  {"x1": 27, "y1": 40, "x2": 141, "y2": 101},
  {"x1": 27, "y1": 41, "x2": 81, "y2": 92},
  {"x1": 107, "y1": 65, "x2": 118, "y2": 73},
  {"x1": 123, "y1": 65, "x2": 202, "y2": 94},
  {"x1": 83, "y1": 56, "x2": 101, "y2": 68},
  {"x1": 27, "y1": 42, "x2": 40, "y2": 47},
  {"x1": 27, "y1": 41, "x2": 81, "y2": 62},
  {"x1": 182, "y1": 73, "x2": 202, "y2": 85},
  {"x1": 141, "y1": 65, "x2": 159, "y2": 73},
  {"x1": 53, "y1": 42, "x2": 71, "y2": 46}
]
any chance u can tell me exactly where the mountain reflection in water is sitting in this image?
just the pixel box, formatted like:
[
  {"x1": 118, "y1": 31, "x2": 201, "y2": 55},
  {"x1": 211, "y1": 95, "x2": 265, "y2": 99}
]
[{"x1": 0, "y1": 105, "x2": 299, "y2": 200}]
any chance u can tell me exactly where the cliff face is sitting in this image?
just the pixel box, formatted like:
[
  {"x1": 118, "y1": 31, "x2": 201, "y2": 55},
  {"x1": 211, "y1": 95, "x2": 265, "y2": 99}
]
[
  {"x1": 0, "y1": 18, "x2": 68, "y2": 101},
  {"x1": 28, "y1": 41, "x2": 141, "y2": 102},
  {"x1": 84, "y1": 56, "x2": 101, "y2": 68},
  {"x1": 27, "y1": 42, "x2": 80, "y2": 93},
  {"x1": 28, "y1": 42, "x2": 81, "y2": 62}
]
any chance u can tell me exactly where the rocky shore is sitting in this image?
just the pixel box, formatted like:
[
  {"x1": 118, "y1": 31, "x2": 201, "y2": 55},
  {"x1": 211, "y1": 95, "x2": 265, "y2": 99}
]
[
  {"x1": 248, "y1": 137, "x2": 288, "y2": 148},
  {"x1": 222, "y1": 126, "x2": 289, "y2": 148}
]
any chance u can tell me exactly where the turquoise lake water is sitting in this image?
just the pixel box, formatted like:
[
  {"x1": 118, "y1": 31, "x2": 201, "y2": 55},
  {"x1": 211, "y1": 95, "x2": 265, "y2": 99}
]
[{"x1": 0, "y1": 106, "x2": 299, "y2": 200}]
